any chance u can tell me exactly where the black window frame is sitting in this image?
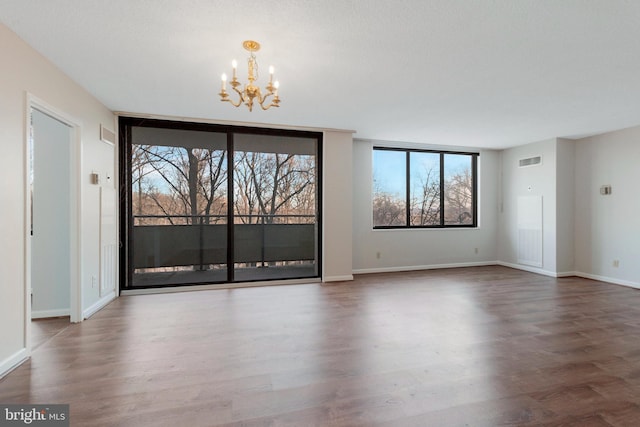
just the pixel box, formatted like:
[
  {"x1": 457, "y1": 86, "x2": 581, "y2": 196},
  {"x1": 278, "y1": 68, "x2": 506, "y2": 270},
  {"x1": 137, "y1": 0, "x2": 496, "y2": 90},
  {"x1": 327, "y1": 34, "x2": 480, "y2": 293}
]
[
  {"x1": 372, "y1": 146, "x2": 479, "y2": 229},
  {"x1": 118, "y1": 116, "x2": 323, "y2": 290}
]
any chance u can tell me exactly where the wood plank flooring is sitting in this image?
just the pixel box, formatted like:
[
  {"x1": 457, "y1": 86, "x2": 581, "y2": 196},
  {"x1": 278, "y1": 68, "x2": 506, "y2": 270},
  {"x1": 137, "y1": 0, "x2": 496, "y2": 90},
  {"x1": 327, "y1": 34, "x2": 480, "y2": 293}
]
[
  {"x1": 2, "y1": 266, "x2": 640, "y2": 426},
  {"x1": 31, "y1": 316, "x2": 70, "y2": 351}
]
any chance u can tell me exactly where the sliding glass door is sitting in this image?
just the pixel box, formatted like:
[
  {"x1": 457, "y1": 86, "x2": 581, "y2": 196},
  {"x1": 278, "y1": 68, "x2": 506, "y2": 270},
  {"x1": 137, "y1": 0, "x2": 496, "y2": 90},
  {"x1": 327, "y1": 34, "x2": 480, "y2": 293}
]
[
  {"x1": 233, "y1": 133, "x2": 318, "y2": 281},
  {"x1": 128, "y1": 126, "x2": 228, "y2": 287},
  {"x1": 119, "y1": 118, "x2": 321, "y2": 289}
]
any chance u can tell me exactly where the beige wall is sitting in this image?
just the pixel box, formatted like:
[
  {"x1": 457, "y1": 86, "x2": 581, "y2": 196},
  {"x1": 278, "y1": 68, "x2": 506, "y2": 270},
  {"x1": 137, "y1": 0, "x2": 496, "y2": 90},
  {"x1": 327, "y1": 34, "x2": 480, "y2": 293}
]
[
  {"x1": 0, "y1": 22, "x2": 116, "y2": 375},
  {"x1": 323, "y1": 131, "x2": 354, "y2": 281}
]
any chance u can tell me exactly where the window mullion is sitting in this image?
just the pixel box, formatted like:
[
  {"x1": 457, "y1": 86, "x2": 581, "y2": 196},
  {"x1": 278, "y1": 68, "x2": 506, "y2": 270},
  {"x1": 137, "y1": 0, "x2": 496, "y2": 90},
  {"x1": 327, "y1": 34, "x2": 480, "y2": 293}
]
[
  {"x1": 226, "y1": 132, "x2": 234, "y2": 283},
  {"x1": 472, "y1": 154, "x2": 478, "y2": 226},
  {"x1": 439, "y1": 152, "x2": 445, "y2": 227},
  {"x1": 406, "y1": 151, "x2": 411, "y2": 227}
]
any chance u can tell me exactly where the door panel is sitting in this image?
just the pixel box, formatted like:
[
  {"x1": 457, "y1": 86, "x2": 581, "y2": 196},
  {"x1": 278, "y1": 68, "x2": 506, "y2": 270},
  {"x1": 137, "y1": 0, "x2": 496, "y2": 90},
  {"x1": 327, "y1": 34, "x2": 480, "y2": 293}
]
[{"x1": 129, "y1": 126, "x2": 228, "y2": 287}]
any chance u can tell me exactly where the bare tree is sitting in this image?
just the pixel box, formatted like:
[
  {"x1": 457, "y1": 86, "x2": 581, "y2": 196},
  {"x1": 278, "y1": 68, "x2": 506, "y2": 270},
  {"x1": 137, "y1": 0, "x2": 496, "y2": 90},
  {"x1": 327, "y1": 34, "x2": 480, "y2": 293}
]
[
  {"x1": 234, "y1": 151, "x2": 315, "y2": 224},
  {"x1": 410, "y1": 165, "x2": 440, "y2": 226},
  {"x1": 133, "y1": 144, "x2": 315, "y2": 226},
  {"x1": 132, "y1": 145, "x2": 227, "y2": 225},
  {"x1": 372, "y1": 194, "x2": 405, "y2": 226},
  {"x1": 373, "y1": 170, "x2": 398, "y2": 226},
  {"x1": 372, "y1": 176, "x2": 406, "y2": 226},
  {"x1": 444, "y1": 167, "x2": 472, "y2": 224},
  {"x1": 199, "y1": 149, "x2": 227, "y2": 224},
  {"x1": 233, "y1": 151, "x2": 260, "y2": 223},
  {"x1": 131, "y1": 144, "x2": 158, "y2": 218}
]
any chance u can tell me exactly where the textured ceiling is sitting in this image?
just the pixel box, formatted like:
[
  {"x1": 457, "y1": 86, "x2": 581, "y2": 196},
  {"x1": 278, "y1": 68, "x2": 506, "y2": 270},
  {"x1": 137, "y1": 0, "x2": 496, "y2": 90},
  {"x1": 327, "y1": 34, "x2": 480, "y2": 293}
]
[{"x1": 2, "y1": 0, "x2": 640, "y2": 149}]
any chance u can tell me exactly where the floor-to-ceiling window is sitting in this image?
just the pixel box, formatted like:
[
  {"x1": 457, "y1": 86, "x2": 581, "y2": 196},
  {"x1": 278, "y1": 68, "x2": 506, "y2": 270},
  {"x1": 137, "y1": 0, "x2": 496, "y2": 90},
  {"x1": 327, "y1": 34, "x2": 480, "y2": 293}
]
[{"x1": 119, "y1": 118, "x2": 322, "y2": 289}]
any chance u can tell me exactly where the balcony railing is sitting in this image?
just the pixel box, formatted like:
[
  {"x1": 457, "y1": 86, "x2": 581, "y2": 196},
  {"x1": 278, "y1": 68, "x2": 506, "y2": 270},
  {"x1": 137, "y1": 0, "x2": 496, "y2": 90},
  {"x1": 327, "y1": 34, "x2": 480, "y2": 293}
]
[{"x1": 133, "y1": 214, "x2": 316, "y2": 270}]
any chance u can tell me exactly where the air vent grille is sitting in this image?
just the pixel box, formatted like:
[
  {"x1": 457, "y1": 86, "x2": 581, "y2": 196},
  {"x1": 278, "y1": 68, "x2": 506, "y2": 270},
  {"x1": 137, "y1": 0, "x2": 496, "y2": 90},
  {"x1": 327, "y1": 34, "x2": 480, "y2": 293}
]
[
  {"x1": 100, "y1": 125, "x2": 116, "y2": 145},
  {"x1": 519, "y1": 156, "x2": 541, "y2": 167}
]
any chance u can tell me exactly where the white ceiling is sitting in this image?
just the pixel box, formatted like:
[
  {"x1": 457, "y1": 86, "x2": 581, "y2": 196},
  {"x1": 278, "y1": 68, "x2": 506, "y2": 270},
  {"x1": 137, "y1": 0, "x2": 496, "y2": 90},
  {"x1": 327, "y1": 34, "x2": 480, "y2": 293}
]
[{"x1": 2, "y1": 0, "x2": 640, "y2": 149}]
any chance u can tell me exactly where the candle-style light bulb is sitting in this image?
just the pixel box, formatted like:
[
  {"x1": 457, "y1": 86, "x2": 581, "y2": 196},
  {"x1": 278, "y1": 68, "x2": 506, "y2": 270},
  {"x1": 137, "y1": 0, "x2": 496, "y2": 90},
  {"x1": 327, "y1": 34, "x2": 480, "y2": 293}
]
[
  {"x1": 221, "y1": 73, "x2": 227, "y2": 90},
  {"x1": 274, "y1": 80, "x2": 279, "y2": 96},
  {"x1": 269, "y1": 65, "x2": 274, "y2": 83},
  {"x1": 231, "y1": 60, "x2": 237, "y2": 79}
]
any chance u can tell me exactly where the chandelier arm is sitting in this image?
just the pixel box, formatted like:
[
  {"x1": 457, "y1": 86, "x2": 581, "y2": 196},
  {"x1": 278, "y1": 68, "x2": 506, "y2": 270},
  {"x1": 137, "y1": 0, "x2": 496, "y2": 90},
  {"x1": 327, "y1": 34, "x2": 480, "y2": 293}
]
[
  {"x1": 223, "y1": 85, "x2": 245, "y2": 107},
  {"x1": 259, "y1": 101, "x2": 279, "y2": 110},
  {"x1": 258, "y1": 93, "x2": 276, "y2": 110},
  {"x1": 222, "y1": 97, "x2": 243, "y2": 108},
  {"x1": 231, "y1": 85, "x2": 245, "y2": 101}
]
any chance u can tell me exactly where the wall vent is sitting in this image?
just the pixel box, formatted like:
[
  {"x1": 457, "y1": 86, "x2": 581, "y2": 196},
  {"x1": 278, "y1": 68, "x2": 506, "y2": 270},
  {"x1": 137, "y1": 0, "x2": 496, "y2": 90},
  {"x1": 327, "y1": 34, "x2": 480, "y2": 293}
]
[
  {"x1": 518, "y1": 156, "x2": 542, "y2": 168},
  {"x1": 519, "y1": 156, "x2": 541, "y2": 168},
  {"x1": 100, "y1": 124, "x2": 116, "y2": 145}
]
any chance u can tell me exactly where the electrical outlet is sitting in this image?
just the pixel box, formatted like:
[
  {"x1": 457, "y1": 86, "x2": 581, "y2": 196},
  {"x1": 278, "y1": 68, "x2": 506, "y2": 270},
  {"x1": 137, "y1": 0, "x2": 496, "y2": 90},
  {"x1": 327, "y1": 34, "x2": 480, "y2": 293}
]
[
  {"x1": 376, "y1": 252, "x2": 381, "y2": 259},
  {"x1": 91, "y1": 276, "x2": 97, "y2": 288},
  {"x1": 613, "y1": 260, "x2": 620, "y2": 268},
  {"x1": 474, "y1": 247, "x2": 479, "y2": 254}
]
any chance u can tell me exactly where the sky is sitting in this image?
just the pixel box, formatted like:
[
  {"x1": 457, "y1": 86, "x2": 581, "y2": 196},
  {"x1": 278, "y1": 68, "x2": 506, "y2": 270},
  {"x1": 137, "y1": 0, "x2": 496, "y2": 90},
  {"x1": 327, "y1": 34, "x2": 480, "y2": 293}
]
[{"x1": 373, "y1": 150, "x2": 471, "y2": 199}]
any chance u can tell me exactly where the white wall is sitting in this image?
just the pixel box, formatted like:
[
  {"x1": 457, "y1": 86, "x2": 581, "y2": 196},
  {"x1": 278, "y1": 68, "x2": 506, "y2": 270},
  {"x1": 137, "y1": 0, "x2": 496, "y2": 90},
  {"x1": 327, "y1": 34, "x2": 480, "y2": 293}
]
[
  {"x1": 0, "y1": 22, "x2": 116, "y2": 376},
  {"x1": 574, "y1": 126, "x2": 640, "y2": 287},
  {"x1": 323, "y1": 131, "x2": 354, "y2": 281},
  {"x1": 352, "y1": 139, "x2": 499, "y2": 273},
  {"x1": 497, "y1": 138, "x2": 558, "y2": 274},
  {"x1": 82, "y1": 140, "x2": 116, "y2": 315}
]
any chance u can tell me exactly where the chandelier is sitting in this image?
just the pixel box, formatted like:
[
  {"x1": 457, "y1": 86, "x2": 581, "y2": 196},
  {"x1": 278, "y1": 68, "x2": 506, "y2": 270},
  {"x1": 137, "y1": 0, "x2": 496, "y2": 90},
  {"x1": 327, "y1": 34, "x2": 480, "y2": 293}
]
[{"x1": 219, "y1": 40, "x2": 280, "y2": 111}]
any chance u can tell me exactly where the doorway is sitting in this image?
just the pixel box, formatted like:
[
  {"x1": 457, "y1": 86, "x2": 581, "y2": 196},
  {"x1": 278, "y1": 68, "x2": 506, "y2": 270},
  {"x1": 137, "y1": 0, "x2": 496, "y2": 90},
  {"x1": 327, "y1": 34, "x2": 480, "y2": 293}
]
[
  {"x1": 30, "y1": 108, "x2": 72, "y2": 319},
  {"x1": 26, "y1": 98, "x2": 82, "y2": 356}
]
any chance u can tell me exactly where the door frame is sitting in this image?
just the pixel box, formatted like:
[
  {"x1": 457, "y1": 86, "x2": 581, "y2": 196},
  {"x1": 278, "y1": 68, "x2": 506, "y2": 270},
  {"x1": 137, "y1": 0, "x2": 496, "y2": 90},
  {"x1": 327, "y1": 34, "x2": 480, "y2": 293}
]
[{"x1": 24, "y1": 93, "x2": 83, "y2": 354}]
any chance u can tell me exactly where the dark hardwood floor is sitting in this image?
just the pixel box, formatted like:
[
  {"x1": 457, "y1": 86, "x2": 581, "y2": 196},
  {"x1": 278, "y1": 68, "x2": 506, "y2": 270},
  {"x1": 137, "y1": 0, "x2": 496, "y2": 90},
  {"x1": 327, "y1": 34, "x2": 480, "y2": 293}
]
[
  {"x1": 31, "y1": 316, "x2": 70, "y2": 351},
  {"x1": 2, "y1": 266, "x2": 640, "y2": 426}
]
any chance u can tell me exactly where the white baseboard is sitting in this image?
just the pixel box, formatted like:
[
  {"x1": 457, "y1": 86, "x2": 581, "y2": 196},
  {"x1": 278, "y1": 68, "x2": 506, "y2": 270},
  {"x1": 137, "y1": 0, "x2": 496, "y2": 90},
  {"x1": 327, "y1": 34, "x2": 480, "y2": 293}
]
[
  {"x1": 0, "y1": 348, "x2": 28, "y2": 379},
  {"x1": 495, "y1": 263, "x2": 640, "y2": 289},
  {"x1": 353, "y1": 261, "x2": 497, "y2": 275},
  {"x1": 556, "y1": 271, "x2": 578, "y2": 278},
  {"x1": 496, "y1": 261, "x2": 562, "y2": 278},
  {"x1": 323, "y1": 275, "x2": 354, "y2": 282},
  {"x1": 83, "y1": 291, "x2": 116, "y2": 319},
  {"x1": 351, "y1": 261, "x2": 640, "y2": 291},
  {"x1": 574, "y1": 271, "x2": 640, "y2": 289},
  {"x1": 31, "y1": 308, "x2": 70, "y2": 319}
]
